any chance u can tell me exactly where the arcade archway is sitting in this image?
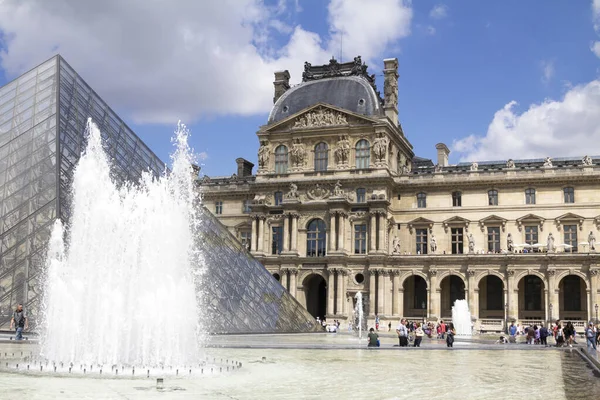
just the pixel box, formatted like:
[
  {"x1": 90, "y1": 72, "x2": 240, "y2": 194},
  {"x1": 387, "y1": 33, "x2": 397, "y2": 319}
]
[{"x1": 303, "y1": 274, "x2": 327, "y2": 320}]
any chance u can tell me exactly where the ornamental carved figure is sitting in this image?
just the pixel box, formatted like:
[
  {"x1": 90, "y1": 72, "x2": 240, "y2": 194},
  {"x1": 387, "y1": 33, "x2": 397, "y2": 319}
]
[
  {"x1": 589, "y1": 230, "x2": 596, "y2": 250},
  {"x1": 257, "y1": 141, "x2": 270, "y2": 169},
  {"x1": 547, "y1": 232, "x2": 556, "y2": 252},
  {"x1": 372, "y1": 134, "x2": 389, "y2": 163},
  {"x1": 506, "y1": 159, "x2": 515, "y2": 169},
  {"x1": 430, "y1": 234, "x2": 437, "y2": 253},
  {"x1": 306, "y1": 184, "x2": 330, "y2": 200},
  {"x1": 293, "y1": 107, "x2": 348, "y2": 129},
  {"x1": 290, "y1": 139, "x2": 306, "y2": 168},
  {"x1": 507, "y1": 233, "x2": 514, "y2": 252},
  {"x1": 467, "y1": 233, "x2": 475, "y2": 253},
  {"x1": 334, "y1": 135, "x2": 351, "y2": 165},
  {"x1": 284, "y1": 182, "x2": 299, "y2": 200},
  {"x1": 391, "y1": 236, "x2": 401, "y2": 255},
  {"x1": 582, "y1": 155, "x2": 593, "y2": 166},
  {"x1": 470, "y1": 162, "x2": 478, "y2": 171},
  {"x1": 543, "y1": 157, "x2": 553, "y2": 168},
  {"x1": 332, "y1": 180, "x2": 344, "y2": 197},
  {"x1": 434, "y1": 164, "x2": 443, "y2": 173}
]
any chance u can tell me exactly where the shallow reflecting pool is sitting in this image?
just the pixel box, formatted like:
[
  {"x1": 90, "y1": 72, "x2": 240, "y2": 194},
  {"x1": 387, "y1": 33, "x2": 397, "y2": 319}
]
[{"x1": 1, "y1": 335, "x2": 599, "y2": 399}]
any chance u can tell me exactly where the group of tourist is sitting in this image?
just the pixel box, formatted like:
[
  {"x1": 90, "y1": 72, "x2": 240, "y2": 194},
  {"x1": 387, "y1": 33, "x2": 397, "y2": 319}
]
[
  {"x1": 507, "y1": 320, "x2": 599, "y2": 351},
  {"x1": 367, "y1": 318, "x2": 456, "y2": 348}
]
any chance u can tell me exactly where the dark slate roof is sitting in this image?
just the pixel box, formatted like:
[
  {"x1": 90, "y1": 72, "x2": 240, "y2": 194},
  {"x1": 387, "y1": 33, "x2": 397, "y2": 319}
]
[{"x1": 268, "y1": 76, "x2": 384, "y2": 124}]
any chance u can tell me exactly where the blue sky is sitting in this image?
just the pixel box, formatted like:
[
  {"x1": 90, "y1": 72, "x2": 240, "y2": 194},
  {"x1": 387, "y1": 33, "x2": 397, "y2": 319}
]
[{"x1": 1, "y1": 0, "x2": 600, "y2": 176}]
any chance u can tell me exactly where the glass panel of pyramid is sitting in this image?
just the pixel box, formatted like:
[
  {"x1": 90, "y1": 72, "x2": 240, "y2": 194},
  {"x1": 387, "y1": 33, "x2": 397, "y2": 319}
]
[{"x1": 0, "y1": 55, "x2": 318, "y2": 333}]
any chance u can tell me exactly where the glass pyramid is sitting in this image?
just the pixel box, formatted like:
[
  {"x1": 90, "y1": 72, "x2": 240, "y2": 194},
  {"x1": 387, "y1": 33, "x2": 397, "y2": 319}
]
[{"x1": 0, "y1": 55, "x2": 318, "y2": 333}]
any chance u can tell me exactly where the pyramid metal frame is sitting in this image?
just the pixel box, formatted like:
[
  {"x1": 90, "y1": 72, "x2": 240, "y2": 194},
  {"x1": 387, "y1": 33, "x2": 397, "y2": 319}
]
[{"x1": 0, "y1": 55, "x2": 318, "y2": 333}]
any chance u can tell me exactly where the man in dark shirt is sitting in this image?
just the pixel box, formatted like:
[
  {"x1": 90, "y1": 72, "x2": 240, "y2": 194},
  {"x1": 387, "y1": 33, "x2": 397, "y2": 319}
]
[
  {"x1": 367, "y1": 328, "x2": 379, "y2": 347},
  {"x1": 10, "y1": 304, "x2": 28, "y2": 341}
]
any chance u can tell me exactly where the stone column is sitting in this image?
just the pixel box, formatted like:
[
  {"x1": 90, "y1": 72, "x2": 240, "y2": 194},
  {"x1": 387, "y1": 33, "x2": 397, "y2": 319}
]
[
  {"x1": 507, "y1": 270, "x2": 517, "y2": 321},
  {"x1": 472, "y1": 289, "x2": 480, "y2": 321},
  {"x1": 338, "y1": 213, "x2": 345, "y2": 252},
  {"x1": 378, "y1": 212, "x2": 386, "y2": 251},
  {"x1": 251, "y1": 217, "x2": 257, "y2": 252},
  {"x1": 280, "y1": 268, "x2": 288, "y2": 290},
  {"x1": 291, "y1": 214, "x2": 298, "y2": 252},
  {"x1": 329, "y1": 212, "x2": 337, "y2": 251},
  {"x1": 369, "y1": 213, "x2": 377, "y2": 252},
  {"x1": 377, "y1": 270, "x2": 386, "y2": 315},
  {"x1": 392, "y1": 270, "x2": 400, "y2": 316},
  {"x1": 544, "y1": 289, "x2": 549, "y2": 323},
  {"x1": 398, "y1": 288, "x2": 404, "y2": 318},
  {"x1": 591, "y1": 268, "x2": 599, "y2": 321},
  {"x1": 327, "y1": 269, "x2": 335, "y2": 317},
  {"x1": 341, "y1": 269, "x2": 348, "y2": 315},
  {"x1": 547, "y1": 269, "x2": 557, "y2": 321},
  {"x1": 336, "y1": 269, "x2": 344, "y2": 315},
  {"x1": 467, "y1": 270, "x2": 476, "y2": 317},
  {"x1": 283, "y1": 214, "x2": 290, "y2": 252},
  {"x1": 429, "y1": 270, "x2": 439, "y2": 319},
  {"x1": 587, "y1": 289, "x2": 592, "y2": 322},
  {"x1": 289, "y1": 268, "x2": 298, "y2": 298},
  {"x1": 257, "y1": 217, "x2": 265, "y2": 253},
  {"x1": 369, "y1": 269, "x2": 377, "y2": 316}
]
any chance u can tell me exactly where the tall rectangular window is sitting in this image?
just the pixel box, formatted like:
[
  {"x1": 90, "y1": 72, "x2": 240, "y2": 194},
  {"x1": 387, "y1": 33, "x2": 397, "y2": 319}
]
[
  {"x1": 488, "y1": 190, "x2": 498, "y2": 206},
  {"x1": 563, "y1": 187, "x2": 574, "y2": 204},
  {"x1": 354, "y1": 224, "x2": 367, "y2": 254},
  {"x1": 487, "y1": 227, "x2": 500, "y2": 253},
  {"x1": 215, "y1": 201, "x2": 223, "y2": 215},
  {"x1": 274, "y1": 191, "x2": 283, "y2": 206},
  {"x1": 240, "y1": 231, "x2": 252, "y2": 250},
  {"x1": 274, "y1": 145, "x2": 288, "y2": 174},
  {"x1": 525, "y1": 188, "x2": 536, "y2": 205},
  {"x1": 451, "y1": 227, "x2": 464, "y2": 254},
  {"x1": 242, "y1": 199, "x2": 252, "y2": 213},
  {"x1": 417, "y1": 193, "x2": 426, "y2": 208},
  {"x1": 356, "y1": 188, "x2": 366, "y2": 203},
  {"x1": 452, "y1": 191, "x2": 462, "y2": 207},
  {"x1": 314, "y1": 142, "x2": 328, "y2": 172},
  {"x1": 563, "y1": 225, "x2": 577, "y2": 253},
  {"x1": 272, "y1": 226, "x2": 283, "y2": 255},
  {"x1": 416, "y1": 228, "x2": 428, "y2": 254},
  {"x1": 524, "y1": 226, "x2": 538, "y2": 246}
]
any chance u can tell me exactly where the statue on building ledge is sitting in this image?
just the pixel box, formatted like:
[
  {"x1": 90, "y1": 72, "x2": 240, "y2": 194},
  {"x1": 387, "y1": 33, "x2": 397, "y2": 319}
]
[
  {"x1": 391, "y1": 236, "x2": 401, "y2": 255},
  {"x1": 470, "y1": 162, "x2": 478, "y2": 171},
  {"x1": 589, "y1": 231, "x2": 596, "y2": 251},
  {"x1": 285, "y1": 182, "x2": 299, "y2": 200},
  {"x1": 334, "y1": 135, "x2": 351, "y2": 166},
  {"x1": 506, "y1": 159, "x2": 515, "y2": 169},
  {"x1": 372, "y1": 133, "x2": 389, "y2": 164},
  {"x1": 543, "y1": 157, "x2": 553, "y2": 168},
  {"x1": 430, "y1": 234, "x2": 437, "y2": 253},
  {"x1": 468, "y1": 233, "x2": 475, "y2": 253},
  {"x1": 290, "y1": 139, "x2": 306, "y2": 168},
  {"x1": 582, "y1": 155, "x2": 593, "y2": 166},
  {"x1": 332, "y1": 180, "x2": 344, "y2": 197},
  {"x1": 547, "y1": 232, "x2": 556, "y2": 252},
  {"x1": 507, "y1": 233, "x2": 514, "y2": 252},
  {"x1": 258, "y1": 141, "x2": 270, "y2": 169}
]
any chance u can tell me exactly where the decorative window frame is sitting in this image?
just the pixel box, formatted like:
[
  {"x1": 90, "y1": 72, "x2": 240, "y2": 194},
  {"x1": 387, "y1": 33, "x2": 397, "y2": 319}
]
[
  {"x1": 555, "y1": 212, "x2": 584, "y2": 231},
  {"x1": 479, "y1": 215, "x2": 507, "y2": 232},
  {"x1": 442, "y1": 216, "x2": 470, "y2": 233},
  {"x1": 516, "y1": 214, "x2": 545, "y2": 232}
]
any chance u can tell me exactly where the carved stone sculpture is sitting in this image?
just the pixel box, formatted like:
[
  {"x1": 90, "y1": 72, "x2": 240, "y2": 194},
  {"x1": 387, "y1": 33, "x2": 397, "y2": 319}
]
[
  {"x1": 332, "y1": 180, "x2": 344, "y2": 197},
  {"x1": 285, "y1": 182, "x2": 299, "y2": 200},
  {"x1": 290, "y1": 139, "x2": 306, "y2": 168},
  {"x1": 293, "y1": 107, "x2": 347, "y2": 129},
  {"x1": 257, "y1": 141, "x2": 270, "y2": 169},
  {"x1": 434, "y1": 164, "x2": 443, "y2": 173},
  {"x1": 334, "y1": 135, "x2": 351, "y2": 165},
  {"x1": 470, "y1": 162, "x2": 478, "y2": 171},
  {"x1": 507, "y1": 233, "x2": 514, "y2": 252},
  {"x1": 306, "y1": 184, "x2": 330, "y2": 200},
  {"x1": 543, "y1": 157, "x2": 553, "y2": 168},
  {"x1": 547, "y1": 232, "x2": 555, "y2": 252},
  {"x1": 582, "y1": 155, "x2": 593, "y2": 166},
  {"x1": 401, "y1": 164, "x2": 410, "y2": 175},
  {"x1": 589, "y1": 230, "x2": 596, "y2": 251},
  {"x1": 391, "y1": 236, "x2": 401, "y2": 255},
  {"x1": 468, "y1": 233, "x2": 475, "y2": 253},
  {"x1": 430, "y1": 234, "x2": 437, "y2": 253},
  {"x1": 302, "y1": 61, "x2": 313, "y2": 81},
  {"x1": 506, "y1": 159, "x2": 515, "y2": 168},
  {"x1": 384, "y1": 75, "x2": 398, "y2": 107},
  {"x1": 372, "y1": 134, "x2": 389, "y2": 163}
]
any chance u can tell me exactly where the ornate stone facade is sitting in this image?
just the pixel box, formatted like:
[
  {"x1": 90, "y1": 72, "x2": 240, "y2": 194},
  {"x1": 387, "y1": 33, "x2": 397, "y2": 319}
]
[{"x1": 200, "y1": 57, "x2": 600, "y2": 332}]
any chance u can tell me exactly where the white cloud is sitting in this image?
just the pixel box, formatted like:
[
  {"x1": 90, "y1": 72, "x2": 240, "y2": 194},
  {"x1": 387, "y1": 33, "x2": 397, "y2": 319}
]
[
  {"x1": 591, "y1": 41, "x2": 600, "y2": 58},
  {"x1": 540, "y1": 60, "x2": 554, "y2": 83},
  {"x1": 452, "y1": 80, "x2": 600, "y2": 162},
  {"x1": 0, "y1": 0, "x2": 413, "y2": 124},
  {"x1": 429, "y1": 4, "x2": 448, "y2": 20},
  {"x1": 593, "y1": 0, "x2": 600, "y2": 31}
]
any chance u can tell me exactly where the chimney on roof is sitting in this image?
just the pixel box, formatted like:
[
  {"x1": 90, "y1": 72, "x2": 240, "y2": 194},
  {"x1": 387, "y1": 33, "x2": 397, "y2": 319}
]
[
  {"x1": 236, "y1": 158, "x2": 254, "y2": 177},
  {"x1": 273, "y1": 70, "x2": 290, "y2": 104},
  {"x1": 435, "y1": 143, "x2": 450, "y2": 167},
  {"x1": 383, "y1": 58, "x2": 399, "y2": 126}
]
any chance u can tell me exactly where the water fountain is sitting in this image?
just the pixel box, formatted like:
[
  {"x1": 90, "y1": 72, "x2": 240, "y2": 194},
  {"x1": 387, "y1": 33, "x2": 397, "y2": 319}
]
[
  {"x1": 39, "y1": 119, "x2": 204, "y2": 368},
  {"x1": 451, "y1": 299, "x2": 472, "y2": 336},
  {"x1": 354, "y1": 292, "x2": 365, "y2": 339}
]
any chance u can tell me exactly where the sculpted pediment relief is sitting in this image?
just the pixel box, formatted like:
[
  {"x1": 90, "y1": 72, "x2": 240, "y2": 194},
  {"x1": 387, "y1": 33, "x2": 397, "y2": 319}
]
[
  {"x1": 555, "y1": 212, "x2": 585, "y2": 230},
  {"x1": 479, "y1": 215, "x2": 507, "y2": 232},
  {"x1": 407, "y1": 217, "x2": 434, "y2": 233},
  {"x1": 263, "y1": 103, "x2": 379, "y2": 132},
  {"x1": 516, "y1": 214, "x2": 545, "y2": 231}
]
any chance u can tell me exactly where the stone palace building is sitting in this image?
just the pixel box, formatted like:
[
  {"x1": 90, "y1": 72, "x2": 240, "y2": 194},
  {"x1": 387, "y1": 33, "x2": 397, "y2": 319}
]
[{"x1": 199, "y1": 56, "x2": 600, "y2": 331}]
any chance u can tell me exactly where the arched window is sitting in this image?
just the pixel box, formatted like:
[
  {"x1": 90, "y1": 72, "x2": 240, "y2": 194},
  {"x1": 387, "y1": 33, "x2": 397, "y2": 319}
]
[
  {"x1": 274, "y1": 145, "x2": 288, "y2": 174},
  {"x1": 355, "y1": 139, "x2": 370, "y2": 169},
  {"x1": 314, "y1": 142, "x2": 328, "y2": 172},
  {"x1": 307, "y1": 219, "x2": 326, "y2": 257},
  {"x1": 356, "y1": 188, "x2": 366, "y2": 203}
]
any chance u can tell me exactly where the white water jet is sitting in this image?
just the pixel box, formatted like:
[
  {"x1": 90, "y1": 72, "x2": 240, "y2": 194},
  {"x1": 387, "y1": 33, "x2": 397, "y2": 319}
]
[
  {"x1": 354, "y1": 292, "x2": 364, "y2": 339},
  {"x1": 451, "y1": 299, "x2": 472, "y2": 336},
  {"x1": 40, "y1": 119, "x2": 204, "y2": 367}
]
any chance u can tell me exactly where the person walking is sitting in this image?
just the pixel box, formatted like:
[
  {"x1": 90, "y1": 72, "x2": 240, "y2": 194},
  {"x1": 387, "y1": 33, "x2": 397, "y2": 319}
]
[
  {"x1": 375, "y1": 314, "x2": 380, "y2": 331},
  {"x1": 539, "y1": 325, "x2": 549, "y2": 347},
  {"x1": 9, "y1": 304, "x2": 28, "y2": 341},
  {"x1": 414, "y1": 323, "x2": 424, "y2": 347},
  {"x1": 555, "y1": 323, "x2": 565, "y2": 347},
  {"x1": 446, "y1": 323, "x2": 456, "y2": 348},
  {"x1": 396, "y1": 319, "x2": 409, "y2": 347},
  {"x1": 585, "y1": 322, "x2": 597, "y2": 351}
]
